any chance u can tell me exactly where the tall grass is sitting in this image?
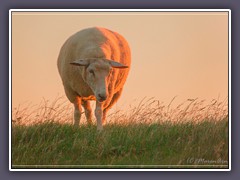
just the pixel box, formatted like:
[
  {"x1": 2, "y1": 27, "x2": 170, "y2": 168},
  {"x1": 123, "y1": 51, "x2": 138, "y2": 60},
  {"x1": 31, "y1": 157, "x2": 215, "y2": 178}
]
[
  {"x1": 108, "y1": 96, "x2": 228, "y2": 125},
  {"x1": 11, "y1": 96, "x2": 229, "y2": 169},
  {"x1": 12, "y1": 96, "x2": 228, "y2": 126},
  {"x1": 12, "y1": 96, "x2": 73, "y2": 125}
]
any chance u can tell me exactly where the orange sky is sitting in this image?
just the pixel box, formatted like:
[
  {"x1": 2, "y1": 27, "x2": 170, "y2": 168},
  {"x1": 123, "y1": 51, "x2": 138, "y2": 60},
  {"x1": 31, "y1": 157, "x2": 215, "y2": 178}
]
[{"x1": 11, "y1": 11, "x2": 229, "y2": 110}]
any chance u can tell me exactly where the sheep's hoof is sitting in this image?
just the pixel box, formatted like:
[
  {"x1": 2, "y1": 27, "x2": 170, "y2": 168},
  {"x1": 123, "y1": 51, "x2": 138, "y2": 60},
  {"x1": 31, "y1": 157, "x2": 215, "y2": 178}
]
[
  {"x1": 97, "y1": 126, "x2": 103, "y2": 132},
  {"x1": 87, "y1": 120, "x2": 93, "y2": 126},
  {"x1": 73, "y1": 123, "x2": 80, "y2": 127}
]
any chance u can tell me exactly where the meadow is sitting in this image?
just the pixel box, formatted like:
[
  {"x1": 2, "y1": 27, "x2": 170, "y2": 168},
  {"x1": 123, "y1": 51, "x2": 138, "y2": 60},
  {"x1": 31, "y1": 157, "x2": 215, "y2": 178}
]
[{"x1": 11, "y1": 97, "x2": 229, "y2": 169}]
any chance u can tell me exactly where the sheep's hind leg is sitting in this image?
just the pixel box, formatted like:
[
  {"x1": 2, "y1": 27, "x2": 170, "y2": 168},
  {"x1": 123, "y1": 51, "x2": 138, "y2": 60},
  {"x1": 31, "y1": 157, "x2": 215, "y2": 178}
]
[
  {"x1": 82, "y1": 100, "x2": 93, "y2": 125},
  {"x1": 73, "y1": 97, "x2": 82, "y2": 127},
  {"x1": 102, "y1": 89, "x2": 123, "y2": 125}
]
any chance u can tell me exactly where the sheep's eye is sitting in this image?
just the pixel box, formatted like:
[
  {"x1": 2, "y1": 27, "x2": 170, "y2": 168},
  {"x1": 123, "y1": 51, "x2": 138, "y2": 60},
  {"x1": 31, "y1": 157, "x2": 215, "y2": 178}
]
[{"x1": 89, "y1": 70, "x2": 94, "y2": 75}]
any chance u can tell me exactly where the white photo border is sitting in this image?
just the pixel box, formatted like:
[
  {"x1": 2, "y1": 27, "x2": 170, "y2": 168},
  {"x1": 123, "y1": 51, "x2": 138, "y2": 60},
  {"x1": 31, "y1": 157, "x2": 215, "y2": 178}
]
[{"x1": 9, "y1": 9, "x2": 231, "y2": 172}]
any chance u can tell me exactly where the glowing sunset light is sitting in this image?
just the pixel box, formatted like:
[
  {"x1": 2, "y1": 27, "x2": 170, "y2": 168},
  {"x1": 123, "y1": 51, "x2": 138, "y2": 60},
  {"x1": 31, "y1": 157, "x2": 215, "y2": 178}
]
[{"x1": 11, "y1": 11, "x2": 228, "y2": 112}]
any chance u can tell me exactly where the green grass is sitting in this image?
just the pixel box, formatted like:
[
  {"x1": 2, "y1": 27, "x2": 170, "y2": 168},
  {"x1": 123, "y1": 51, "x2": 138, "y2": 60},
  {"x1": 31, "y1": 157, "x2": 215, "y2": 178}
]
[
  {"x1": 12, "y1": 118, "x2": 228, "y2": 169},
  {"x1": 12, "y1": 97, "x2": 229, "y2": 169}
]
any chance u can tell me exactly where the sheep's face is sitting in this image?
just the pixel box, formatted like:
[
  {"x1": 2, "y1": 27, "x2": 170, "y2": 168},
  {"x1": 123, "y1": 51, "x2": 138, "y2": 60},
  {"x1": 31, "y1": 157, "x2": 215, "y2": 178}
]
[
  {"x1": 85, "y1": 61, "x2": 111, "y2": 102},
  {"x1": 70, "y1": 58, "x2": 128, "y2": 102}
]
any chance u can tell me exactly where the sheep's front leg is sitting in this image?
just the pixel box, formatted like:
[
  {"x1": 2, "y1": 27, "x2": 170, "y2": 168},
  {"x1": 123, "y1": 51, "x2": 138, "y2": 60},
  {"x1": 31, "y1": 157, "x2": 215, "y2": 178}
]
[
  {"x1": 95, "y1": 102, "x2": 103, "y2": 131},
  {"x1": 74, "y1": 97, "x2": 82, "y2": 127},
  {"x1": 82, "y1": 100, "x2": 93, "y2": 125}
]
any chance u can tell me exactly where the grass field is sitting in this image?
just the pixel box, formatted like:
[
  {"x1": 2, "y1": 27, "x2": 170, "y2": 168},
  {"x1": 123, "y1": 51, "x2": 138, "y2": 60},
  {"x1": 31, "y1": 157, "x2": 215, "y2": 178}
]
[{"x1": 11, "y1": 97, "x2": 229, "y2": 169}]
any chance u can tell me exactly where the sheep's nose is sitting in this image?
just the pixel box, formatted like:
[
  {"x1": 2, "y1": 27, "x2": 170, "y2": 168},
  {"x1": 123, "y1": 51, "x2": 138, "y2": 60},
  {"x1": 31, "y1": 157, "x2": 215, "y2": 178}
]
[{"x1": 98, "y1": 93, "x2": 107, "y2": 102}]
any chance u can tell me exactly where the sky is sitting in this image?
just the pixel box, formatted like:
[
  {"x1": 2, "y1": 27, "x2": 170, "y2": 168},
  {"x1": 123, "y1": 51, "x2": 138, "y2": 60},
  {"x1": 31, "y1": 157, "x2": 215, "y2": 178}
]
[{"x1": 11, "y1": 11, "x2": 229, "y2": 111}]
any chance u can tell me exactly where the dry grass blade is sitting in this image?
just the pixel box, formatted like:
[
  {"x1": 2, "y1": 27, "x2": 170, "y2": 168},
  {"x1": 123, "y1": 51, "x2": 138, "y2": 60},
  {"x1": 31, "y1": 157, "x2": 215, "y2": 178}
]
[
  {"x1": 109, "y1": 96, "x2": 228, "y2": 125},
  {"x1": 12, "y1": 96, "x2": 228, "y2": 126},
  {"x1": 12, "y1": 96, "x2": 73, "y2": 126}
]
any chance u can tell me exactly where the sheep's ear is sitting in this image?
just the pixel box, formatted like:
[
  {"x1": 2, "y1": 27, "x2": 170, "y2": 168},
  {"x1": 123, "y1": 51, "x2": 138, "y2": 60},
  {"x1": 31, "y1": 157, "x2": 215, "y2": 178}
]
[
  {"x1": 107, "y1": 60, "x2": 129, "y2": 69},
  {"x1": 70, "y1": 59, "x2": 89, "y2": 66}
]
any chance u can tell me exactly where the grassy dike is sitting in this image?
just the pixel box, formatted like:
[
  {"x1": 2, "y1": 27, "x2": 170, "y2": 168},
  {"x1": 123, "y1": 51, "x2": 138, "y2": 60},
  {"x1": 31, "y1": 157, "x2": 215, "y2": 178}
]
[{"x1": 12, "y1": 118, "x2": 228, "y2": 169}]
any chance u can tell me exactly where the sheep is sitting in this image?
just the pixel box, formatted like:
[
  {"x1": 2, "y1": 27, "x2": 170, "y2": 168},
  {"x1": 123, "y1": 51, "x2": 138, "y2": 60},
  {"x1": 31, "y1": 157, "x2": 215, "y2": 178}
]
[{"x1": 57, "y1": 27, "x2": 131, "y2": 131}]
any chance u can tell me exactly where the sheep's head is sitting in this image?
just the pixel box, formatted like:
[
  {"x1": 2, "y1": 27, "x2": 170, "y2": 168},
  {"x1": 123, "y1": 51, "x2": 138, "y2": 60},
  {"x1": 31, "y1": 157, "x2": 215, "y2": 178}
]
[{"x1": 70, "y1": 58, "x2": 128, "y2": 102}]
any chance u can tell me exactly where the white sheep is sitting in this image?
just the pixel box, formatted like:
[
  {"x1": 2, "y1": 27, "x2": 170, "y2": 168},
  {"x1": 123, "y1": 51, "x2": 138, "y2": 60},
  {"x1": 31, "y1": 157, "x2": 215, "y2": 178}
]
[{"x1": 57, "y1": 27, "x2": 131, "y2": 131}]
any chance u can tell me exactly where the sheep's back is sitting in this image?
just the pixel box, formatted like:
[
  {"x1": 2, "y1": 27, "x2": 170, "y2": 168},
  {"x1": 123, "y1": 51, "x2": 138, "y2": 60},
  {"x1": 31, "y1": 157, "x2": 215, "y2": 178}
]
[{"x1": 57, "y1": 27, "x2": 131, "y2": 94}]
